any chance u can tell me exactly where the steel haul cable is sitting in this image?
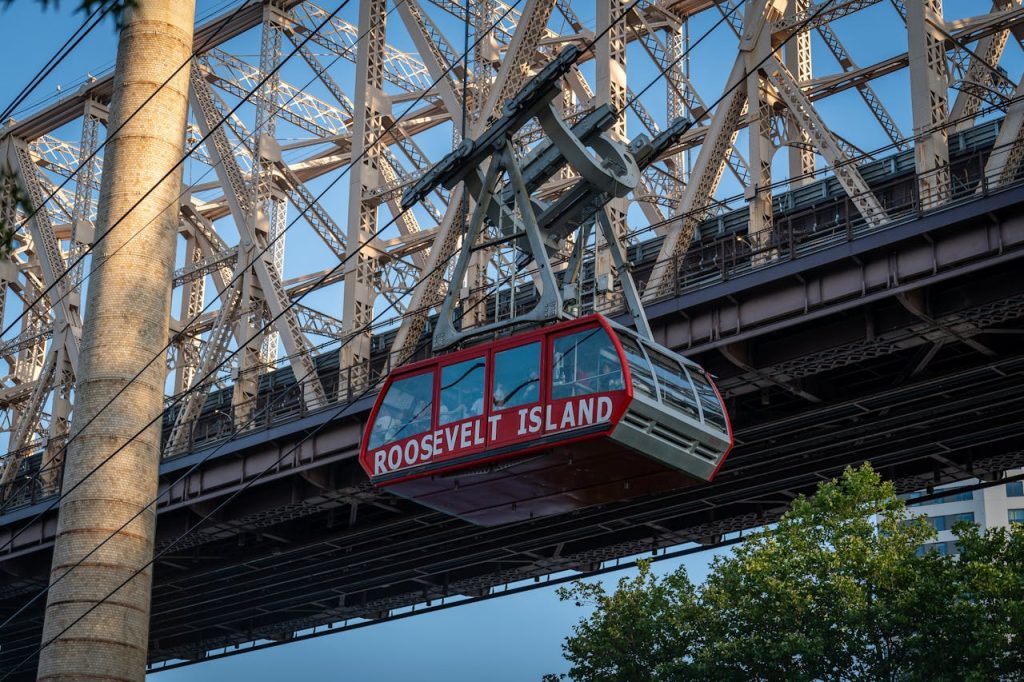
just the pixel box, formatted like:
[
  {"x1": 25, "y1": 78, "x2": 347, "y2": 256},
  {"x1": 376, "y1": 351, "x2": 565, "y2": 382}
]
[
  {"x1": 0, "y1": 1, "x2": 113, "y2": 123},
  {"x1": 0, "y1": 0, "x2": 532, "y2": 662},
  {"x1": 0, "y1": 0, "x2": 436, "y2": 517},
  {"x1": 0, "y1": 0, "x2": 753, "y2": 667},
  {"x1": 0, "y1": 0, "x2": 734, "y2": 621},
  {"x1": 0, "y1": 0, "x2": 522, "y2": 545},
  {"x1": 1, "y1": 0, "x2": 846, "y2": 675},
  {"x1": 0, "y1": 0, "x2": 252, "y2": 341}
]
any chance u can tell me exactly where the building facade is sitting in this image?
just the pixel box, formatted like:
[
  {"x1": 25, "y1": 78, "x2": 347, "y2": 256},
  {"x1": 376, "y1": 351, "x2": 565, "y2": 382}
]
[{"x1": 907, "y1": 469, "x2": 1024, "y2": 555}]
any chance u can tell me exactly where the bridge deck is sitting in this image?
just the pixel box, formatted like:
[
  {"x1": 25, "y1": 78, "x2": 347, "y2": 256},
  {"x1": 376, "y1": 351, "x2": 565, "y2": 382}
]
[{"x1": 2, "y1": 151, "x2": 1024, "y2": 672}]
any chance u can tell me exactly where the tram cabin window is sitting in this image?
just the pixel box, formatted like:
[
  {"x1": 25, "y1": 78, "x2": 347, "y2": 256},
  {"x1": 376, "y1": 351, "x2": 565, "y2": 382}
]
[
  {"x1": 492, "y1": 342, "x2": 541, "y2": 410},
  {"x1": 689, "y1": 369, "x2": 727, "y2": 431},
  {"x1": 552, "y1": 328, "x2": 624, "y2": 399},
  {"x1": 439, "y1": 357, "x2": 487, "y2": 425},
  {"x1": 615, "y1": 333, "x2": 657, "y2": 399},
  {"x1": 646, "y1": 348, "x2": 700, "y2": 419},
  {"x1": 369, "y1": 372, "x2": 434, "y2": 448}
]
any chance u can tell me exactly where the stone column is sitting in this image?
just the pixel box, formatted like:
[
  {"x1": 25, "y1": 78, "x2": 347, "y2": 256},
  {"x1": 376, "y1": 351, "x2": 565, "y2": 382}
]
[{"x1": 36, "y1": 2, "x2": 195, "y2": 680}]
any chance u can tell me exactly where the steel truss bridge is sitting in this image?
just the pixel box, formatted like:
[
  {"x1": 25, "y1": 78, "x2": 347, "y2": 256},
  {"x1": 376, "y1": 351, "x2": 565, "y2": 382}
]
[{"x1": 2, "y1": 0, "x2": 1024, "y2": 675}]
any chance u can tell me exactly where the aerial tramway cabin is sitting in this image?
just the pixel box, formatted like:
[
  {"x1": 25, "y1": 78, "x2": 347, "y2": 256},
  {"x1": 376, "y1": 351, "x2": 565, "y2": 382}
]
[{"x1": 359, "y1": 314, "x2": 733, "y2": 526}]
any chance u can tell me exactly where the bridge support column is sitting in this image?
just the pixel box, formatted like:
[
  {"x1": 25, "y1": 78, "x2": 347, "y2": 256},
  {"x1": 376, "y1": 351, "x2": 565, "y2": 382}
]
[
  {"x1": 36, "y1": 2, "x2": 195, "y2": 681},
  {"x1": 907, "y1": 0, "x2": 951, "y2": 208}
]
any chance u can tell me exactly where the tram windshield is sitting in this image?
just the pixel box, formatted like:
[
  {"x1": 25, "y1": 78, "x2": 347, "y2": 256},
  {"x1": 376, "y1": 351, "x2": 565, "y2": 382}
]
[
  {"x1": 689, "y1": 369, "x2": 728, "y2": 432},
  {"x1": 368, "y1": 371, "x2": 434, "y2": 448},
  {"x1": 551, "y1": 327, "x2": 624, "y2": 399}
]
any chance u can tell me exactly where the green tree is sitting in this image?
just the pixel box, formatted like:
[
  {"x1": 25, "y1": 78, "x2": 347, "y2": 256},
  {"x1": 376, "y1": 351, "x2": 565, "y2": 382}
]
[
  {"x1": 549, "y1": 464, "x2": 1024, "y2": 682},
  {"x1": 545, "y1": 562, "x2": 702, "y2": 682}
]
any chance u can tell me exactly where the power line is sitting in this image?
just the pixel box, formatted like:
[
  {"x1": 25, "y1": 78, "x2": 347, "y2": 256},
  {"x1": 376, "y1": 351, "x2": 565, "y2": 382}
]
[
  {"x1": 0, "y1": 0, "x2": 254, "y2": 341},
  {"x1": 0, "y1": 0, "x2": 416, "y2": 538},
  {"x1": 0, "y1": 5, "x2": 544, "y2": 663},
  {"x1": 0, "y1": 0, "x2": 113, "y2": 122},
  {"x1": 1, "y1": 0, "x2": 852, "y2": 673},
  {"x1": 0, "y1": 0, "x2": 781, "y2": 671},
  {"x1": 0, "y1": 0, "x2": 531, "y2": 648},
  {"x1": 0, "y1": 0, "x2": 486, "y2": 538}
]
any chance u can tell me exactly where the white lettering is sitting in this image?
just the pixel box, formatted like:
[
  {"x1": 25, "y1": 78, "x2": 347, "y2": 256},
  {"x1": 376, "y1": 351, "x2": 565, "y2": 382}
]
[
  {"x1": 444, "y1": 424, "x2": 459, "y2": 452},
  {"x1": 387, "y1": 444, "x2": 402, "y2": 470},
  {"x1": 404, "y1": 439, "x2": 420, "y2": 465},
  {"x1": 528, "y1": 406, "x2": 543, "y2": 433},
  {"x1": 460, "y1": 421, "x2": 473, "y2": 449},
  {"x1": 489, "y1": 414, "x2": 502, "y2": 440},
  {"x1": 421, "y1": 433, "x2": 434, "y2": 461},
  {"x1": 545, "y1": 404, "x2": 558, "y2": 431},
  {"x1": 374, "y1": 449, "x2": 387, "y2": 475},
  {"x1": 433, "y1": 429, "x2": 444, "y2": 457},
  {"x1": 473, "y1": 419, "x2": 484, "y2": 446},
  {"x1": 578, "y1": 397, "x2": 594, "y2": 425},
  {"x1": 517, "y1": 408, "x2": 528, "y2": 435},
  {"x1": 597, "y1": 396, "x2": 613, "y2": 422},
  {"x1": 560, "y1": 402, "x2": 576, "y2": 429}
]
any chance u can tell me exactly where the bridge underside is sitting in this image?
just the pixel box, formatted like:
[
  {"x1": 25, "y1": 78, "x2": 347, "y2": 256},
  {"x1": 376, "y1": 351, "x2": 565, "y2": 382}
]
[{"x1": 2, "y1": 183, "x2": 1024, "y2": 673}]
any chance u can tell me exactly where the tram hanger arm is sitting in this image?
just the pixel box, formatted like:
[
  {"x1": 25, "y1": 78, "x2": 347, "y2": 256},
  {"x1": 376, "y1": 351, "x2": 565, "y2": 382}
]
[
  {"x1": 534, "y1": 115, "x2": 695, "y2": 241},
  {"x1": 400, "y1": 45, "x2": 583, "y2": 210}
]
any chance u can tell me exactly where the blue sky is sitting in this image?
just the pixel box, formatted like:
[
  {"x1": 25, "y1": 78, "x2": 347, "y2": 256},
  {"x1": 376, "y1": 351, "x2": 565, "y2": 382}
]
[
  {"x1": 1, "y1": 0, "x2": 1016, "y2": 679},
  {"x1": 0, "y1": 3, "x2": 731, "y2": 679}
]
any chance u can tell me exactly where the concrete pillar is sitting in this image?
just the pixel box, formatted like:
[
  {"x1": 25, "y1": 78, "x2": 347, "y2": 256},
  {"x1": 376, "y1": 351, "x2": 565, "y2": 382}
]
[{"x1": 36, "y1": 2, "x2": 195, "y2": 681}]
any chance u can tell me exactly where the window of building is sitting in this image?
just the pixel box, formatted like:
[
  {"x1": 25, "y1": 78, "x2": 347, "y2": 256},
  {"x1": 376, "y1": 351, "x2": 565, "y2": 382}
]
[
  {"x1": 492, "y1": 343, "x2": 540, "y2": 410},
  {"x1": 1006, "y1": 481, "x2": 1024, "y2": 497},
  {"x1": 1009, "y1": 509, "x2": 1024, "y2": 525},
  {"x1": 369, "y1": 371, "x2": 434, "y2": 448},
  {"x1": 906, "y1": 489, "x2": 974, "y2": 507},
  {"x1": 916, "y1": 540, "x2": 959, "y2": 557},
  {"x1": 929, "y1": 511, "x2": 975, "y2": 531},
  {"x1": 439, "y1": 357, "x2": 487, "y2": 425},
  {"x1": 552, "y1": 328, "x2": 623, "y2": 399}
]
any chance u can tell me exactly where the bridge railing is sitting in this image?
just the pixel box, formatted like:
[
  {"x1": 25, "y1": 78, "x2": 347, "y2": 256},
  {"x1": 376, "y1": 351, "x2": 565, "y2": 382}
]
[
  {"x1": 160, "y1": 354, "x2": 393, "y2": 459},
  {"x1": 643, "y1": 142, "x2": 1018, "y2": 300},
  {"x1": 5, "y1": 142, "x2": 1021, "y2": 514},
  {"x1": 0, "y1": 440, "x2": 64, "y2": 511}
]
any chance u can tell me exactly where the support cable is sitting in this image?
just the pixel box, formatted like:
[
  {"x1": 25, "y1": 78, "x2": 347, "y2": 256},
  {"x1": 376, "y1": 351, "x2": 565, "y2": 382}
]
[
  {"x1": 0, "y1": 0, "x2": 433, "y2": 527},
  {"x1": 0, "y1": 0, "x2": 253, "y2": 340},
  {"x1": 0, "y1": 1, "x2": 114, "y2": 122},
  {"x1": 0, "y1": 0, "x2": 533, "y2": 648},
  {"x1": 0, "y1": 3, "x2": 831, "y2": 671},
  {"x1": 6, "y1": 1, "x2": 892, "y2": 673}
]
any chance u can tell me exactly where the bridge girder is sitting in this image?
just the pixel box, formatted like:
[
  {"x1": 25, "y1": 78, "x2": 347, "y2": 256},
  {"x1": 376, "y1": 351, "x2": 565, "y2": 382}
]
[{"x1": 2, "y1": 1, "x2": 1024, "y2": 669}]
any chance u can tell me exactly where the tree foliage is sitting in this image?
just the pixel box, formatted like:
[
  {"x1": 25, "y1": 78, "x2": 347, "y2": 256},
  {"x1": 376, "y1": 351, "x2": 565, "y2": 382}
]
[{"x1": 548, "y1": 464, "x2": 1024, "y2": 682}]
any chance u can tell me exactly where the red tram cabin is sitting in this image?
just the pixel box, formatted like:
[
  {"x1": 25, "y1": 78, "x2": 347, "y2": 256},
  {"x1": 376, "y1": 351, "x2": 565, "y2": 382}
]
[{"x1": 358, "y1": 315, "x2": 733, "y2": 526}]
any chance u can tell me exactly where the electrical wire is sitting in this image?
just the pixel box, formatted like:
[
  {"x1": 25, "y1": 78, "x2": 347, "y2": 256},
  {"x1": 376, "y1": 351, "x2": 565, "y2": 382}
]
[
  {"x1": 0, "y1": 0, "x2": 502, "y2": 535},
  {"x1": 0, "y1": 0, "x2": 255, "y2": 341},
  {"x1": 0, "y1": 0, "x2": 433, "y2": 537},
  {"x1": 16, "y1": 2, "x2": 1015, "y2": 663},
  {"x1": 0, "y1": 0, "x2": 825, "y2": 672},
  {"x1": 0, "y1": 0, "x2": 532, "y2": 652},
  {"x1": 2, "y1": 0, "x2": 871, "y2": 674},
  {"x1": 0, "y1": 1, "x2": 114, "y2": 122},
  {"x1": 2, "y1": 0, "x2": 241, "y2": 121}
]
